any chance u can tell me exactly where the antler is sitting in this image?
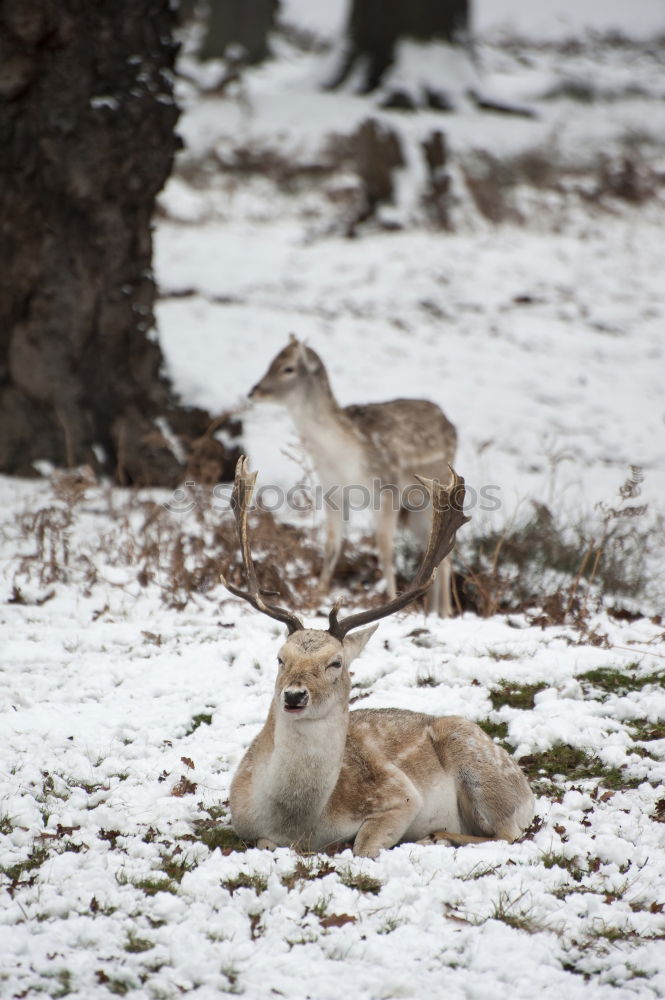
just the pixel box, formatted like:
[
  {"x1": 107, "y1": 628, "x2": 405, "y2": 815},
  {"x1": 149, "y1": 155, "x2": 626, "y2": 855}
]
[
  {"x1": 220, "y1": 456, "x2": 304, "y2": 634},
  {"x1": 328, "y1": 468, "x2": 470, "y2": 639}
]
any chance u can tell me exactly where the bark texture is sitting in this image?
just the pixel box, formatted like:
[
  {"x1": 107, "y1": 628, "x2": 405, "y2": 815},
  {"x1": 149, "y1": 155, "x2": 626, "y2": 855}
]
[{"x1": 0, "y1": 0, "x2": 230, "y2": 485}]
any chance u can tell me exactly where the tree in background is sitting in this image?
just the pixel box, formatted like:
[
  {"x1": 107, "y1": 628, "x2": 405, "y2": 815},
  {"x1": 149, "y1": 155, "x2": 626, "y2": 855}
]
[
  {"x1": 0, "y1": 0, "x2": 227, "y2": 485},
  {"x1": 199, "y1": 0, "x2": 280, "y2": 64},
  {"x1": 329, "y1": 0, "x2": 473, "y2": 108}
]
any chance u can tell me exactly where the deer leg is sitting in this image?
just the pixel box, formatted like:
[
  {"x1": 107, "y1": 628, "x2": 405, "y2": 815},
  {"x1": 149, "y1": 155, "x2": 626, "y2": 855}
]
[
  {"x1": 410, "y1": 507, "x2": 454, "y2": 617},
  {"x1": 424, "y1": 554, "x2": 453, "y2": 617},
  {"x1": 353, "y1": 798, "x2": 422, "y2": 859},
  {"x1": 427, "y1": 718, "x2": 535, "y2": 844},
  {"x1": 352, "y1": 773, "x2": 422, "y2": 858},
  {"x1": 417, "y1": 830, "x2": 495, "y2": 847},
  {"x1": 319, "y1": 504, "x2": 344, "y2": 593},
  {"x1": 440, "y1": 555, "x2": 453, "y2": 617},
  {"x1": 256, "y1": 837, "x2": 279, "y2": 851},
  {"x1": 456, "y1": 763, "x2": 534, "y2": 844},
  {"x1": 374, "y1": 503, "x2": 399, "y2": 599}
]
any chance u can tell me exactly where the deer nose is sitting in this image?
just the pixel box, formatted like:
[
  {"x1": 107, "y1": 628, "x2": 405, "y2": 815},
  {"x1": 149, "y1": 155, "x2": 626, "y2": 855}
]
[{"x1": 283, "y1": 688, "x2": 309, "y2": 711}]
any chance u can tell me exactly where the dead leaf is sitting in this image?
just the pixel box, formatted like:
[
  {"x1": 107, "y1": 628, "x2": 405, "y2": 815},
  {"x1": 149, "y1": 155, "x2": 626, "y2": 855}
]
[
  {"x1": 141, "y1": 631, "x2": 162, "y2": 646},
  {"x1": 319, "y1": 913, "x2": 357, "y2": 929},
  {"x1": 171, "y1": 776, "x2": 197, "y2": 797}
]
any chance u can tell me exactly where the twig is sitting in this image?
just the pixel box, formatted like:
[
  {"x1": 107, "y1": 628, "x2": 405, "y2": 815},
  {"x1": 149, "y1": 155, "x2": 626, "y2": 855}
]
[
  {"x1": 612, "y1": 644, "x2": 665, "y2": 662},
  {"x1": 566, "y1": 544, "x2": 593, "y2": 616}
]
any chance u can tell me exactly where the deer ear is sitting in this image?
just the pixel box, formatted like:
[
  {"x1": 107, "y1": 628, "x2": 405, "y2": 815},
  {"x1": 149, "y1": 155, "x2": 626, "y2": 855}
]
[
  {"x1": 297, "y1": 343, "x2": 322, "y2": 375},
  {"x1": 342, "y1": 624, "x2": 379, "y2": 664}
]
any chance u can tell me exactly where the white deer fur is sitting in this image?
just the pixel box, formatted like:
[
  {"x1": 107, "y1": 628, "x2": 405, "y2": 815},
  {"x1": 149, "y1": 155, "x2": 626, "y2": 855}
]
[
  {"x1": 249, "y1": 335, "x2": 458, "y2": 615},
  {"x1": 230, "y1": 626, "x2": 535, "y2": 858}
]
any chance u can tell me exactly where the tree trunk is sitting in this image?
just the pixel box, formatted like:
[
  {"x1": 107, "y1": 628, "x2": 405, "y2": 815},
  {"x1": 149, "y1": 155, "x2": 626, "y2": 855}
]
[
  {"x1": 199, "y1": 0, "x2": 280, "y2": 65},
  {"x1": 329, "y1": 0, "x2": 471, "y2": 104},
  {"x1": 0, "y1": 0, "x2": 234, "y2": 486}
]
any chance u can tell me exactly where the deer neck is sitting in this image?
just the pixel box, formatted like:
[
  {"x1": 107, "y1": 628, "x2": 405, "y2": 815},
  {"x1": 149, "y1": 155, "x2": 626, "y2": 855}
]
[
  {"x1": 282, "y1": 372, "x2": 343, "y2": 430},
  {"x1": 283, "y1": 380, "x2": 363, "y2": 486},
  {"x1": 263, "y1": 700, "x2": 349, "y2": 837}
]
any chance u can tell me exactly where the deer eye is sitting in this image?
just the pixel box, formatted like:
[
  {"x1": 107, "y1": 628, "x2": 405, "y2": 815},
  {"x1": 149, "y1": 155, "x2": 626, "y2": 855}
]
[
  {"x1": 277, "y1": 657, "x2": 285, "y2": 668},
  {"x1": 281, "y1": 366, "x2": 295, "y2": 374},
  {"x1": 326, "y1": 659, "x2": 342, "y2": 670}
]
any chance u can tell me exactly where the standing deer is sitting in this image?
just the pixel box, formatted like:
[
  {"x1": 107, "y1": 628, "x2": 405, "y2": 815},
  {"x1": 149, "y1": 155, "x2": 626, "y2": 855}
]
[
  {"x1": 224, "y1": 457, "x2": 535, "y2": 858},
  {"x1": 249, "y1": 335, "x2": 458, "y2": 615}
]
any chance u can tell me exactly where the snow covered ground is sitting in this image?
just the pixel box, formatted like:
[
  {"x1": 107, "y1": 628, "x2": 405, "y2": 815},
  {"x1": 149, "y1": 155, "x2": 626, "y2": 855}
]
[
  {"x1": 2, "y1": 2, "x2": 665, "y2": 998},
  {"x1": 1, "y1": 584, "x2": 664, "y2": 998}
]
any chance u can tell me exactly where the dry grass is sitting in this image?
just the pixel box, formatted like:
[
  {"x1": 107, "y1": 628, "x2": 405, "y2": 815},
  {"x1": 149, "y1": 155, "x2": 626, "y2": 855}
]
[
  {"x1": 459, "y1": 144, "x2": 664, "y2": 224},
  {"x1": 5, "y1": 469, "x2": 384, "y2": 615},
  {"x1": 457, "y1": 467, "x2": 655, "y2": 626},
  {"x1": 5, "y1": 466, "x2": 657, "y2": 627}
]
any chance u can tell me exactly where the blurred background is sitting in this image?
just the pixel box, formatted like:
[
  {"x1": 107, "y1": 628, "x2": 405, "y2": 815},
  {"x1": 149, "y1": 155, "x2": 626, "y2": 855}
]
[{"x1": 2, "y1": 0, "x2": 664, "y2": 612}]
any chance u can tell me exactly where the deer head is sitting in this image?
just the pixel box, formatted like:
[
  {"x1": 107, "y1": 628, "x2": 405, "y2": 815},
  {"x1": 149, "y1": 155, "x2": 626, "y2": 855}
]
[
  {"x1": 220, "y1": 456, "x2": 470, "y2": 703},
  {"x1": 248, "y1": 334, "x2": 328, "y2": 408},
  {"x1": 269, "y1": 625, "x2": 378, "y2": 723}
]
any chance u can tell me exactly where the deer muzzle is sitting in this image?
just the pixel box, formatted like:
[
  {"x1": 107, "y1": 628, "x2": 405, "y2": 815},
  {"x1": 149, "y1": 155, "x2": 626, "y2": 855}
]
[
  {"x1": 283, "y1": 688, "x2": 309, "y2": 713},
  {"x1": 249, "y1": 380, "x2": 270, "y2": 400}
]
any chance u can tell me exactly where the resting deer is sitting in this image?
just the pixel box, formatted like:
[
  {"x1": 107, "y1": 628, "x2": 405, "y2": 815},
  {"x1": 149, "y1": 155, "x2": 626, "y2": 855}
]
[
  {"x1": 223, "y1": 457, "x2": 535, "y2": 858},
  {"x1": 249, "y1": 335, "x2": 458, "y2": 615}
]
